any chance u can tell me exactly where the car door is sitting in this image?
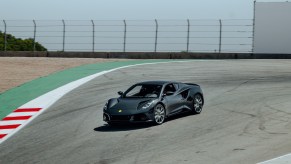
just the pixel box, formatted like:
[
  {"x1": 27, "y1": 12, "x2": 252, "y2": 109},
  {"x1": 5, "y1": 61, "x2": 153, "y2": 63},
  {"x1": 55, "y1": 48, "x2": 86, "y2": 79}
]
[
  {"x1": 162, "y1": 83, "x2": 182, "y2": 114},
  {"x1": 179, "y1": 89, "x2": 192, "y2": 109}
]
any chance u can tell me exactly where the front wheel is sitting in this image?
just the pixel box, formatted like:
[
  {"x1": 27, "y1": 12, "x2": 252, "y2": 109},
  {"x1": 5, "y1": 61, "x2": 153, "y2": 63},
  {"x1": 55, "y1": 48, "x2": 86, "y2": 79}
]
[
  {"x1": 192, "y1": 94, "x2": 203, "y2": 114},
  {"x1": 154, "y1": 104, "x2": 166, "y2": 125}
]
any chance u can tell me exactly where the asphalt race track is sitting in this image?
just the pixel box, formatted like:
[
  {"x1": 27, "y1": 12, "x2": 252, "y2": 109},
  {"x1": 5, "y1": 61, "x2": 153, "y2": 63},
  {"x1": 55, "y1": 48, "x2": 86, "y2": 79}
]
[{"x1": 1, "y1": 60, "x2": 291, "y2": 164}]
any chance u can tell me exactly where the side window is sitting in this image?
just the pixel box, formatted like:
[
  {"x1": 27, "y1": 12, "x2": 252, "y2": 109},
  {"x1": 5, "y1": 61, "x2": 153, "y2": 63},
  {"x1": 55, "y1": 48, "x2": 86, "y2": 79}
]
[
  {"x1": 164, "y1": 83, "x2": 176, "y2": 94},
  {"x1": 173, "y1": 83, "x2": 179, "y2": 90},
  {"x1": 180, "y1": 89, "x2": 189, "y2": 99}
]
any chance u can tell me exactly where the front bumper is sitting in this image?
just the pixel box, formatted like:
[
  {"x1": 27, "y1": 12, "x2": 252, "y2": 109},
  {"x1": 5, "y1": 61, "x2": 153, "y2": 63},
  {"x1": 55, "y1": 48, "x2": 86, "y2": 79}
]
[{"x1": 103, "y1": 112, "x2": 154, "y2": 123}]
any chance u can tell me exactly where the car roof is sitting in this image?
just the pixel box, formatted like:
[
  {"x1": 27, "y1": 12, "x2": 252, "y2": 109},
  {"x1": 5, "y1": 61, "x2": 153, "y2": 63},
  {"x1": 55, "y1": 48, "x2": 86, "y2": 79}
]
[{"x1": 136, "y1": 81, "x2": 179, "y2": 85}]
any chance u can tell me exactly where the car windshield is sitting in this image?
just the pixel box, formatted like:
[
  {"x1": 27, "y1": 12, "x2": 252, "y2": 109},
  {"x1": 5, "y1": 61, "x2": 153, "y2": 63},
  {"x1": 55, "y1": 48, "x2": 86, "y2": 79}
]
[{"x1": 124, "y1": 84, "x2": 162, "y2": 98}]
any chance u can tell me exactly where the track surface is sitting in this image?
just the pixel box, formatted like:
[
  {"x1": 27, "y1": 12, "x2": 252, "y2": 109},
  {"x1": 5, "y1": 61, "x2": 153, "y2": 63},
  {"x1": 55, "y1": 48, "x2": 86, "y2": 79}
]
[{"x1": 1, "y1": 60, "x2": 291, "y2": 164}]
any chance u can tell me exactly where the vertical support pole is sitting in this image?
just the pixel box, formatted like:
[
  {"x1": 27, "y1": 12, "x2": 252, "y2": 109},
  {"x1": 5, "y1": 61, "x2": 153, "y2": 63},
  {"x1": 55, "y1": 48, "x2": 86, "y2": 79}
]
[
  {"x1": 3, "y1": 20, "x2": 7, "y2": 51},
  {"x1": 123, "y1": 20, "x2": 126, "y2": 52},
  {"x1": 154, "y1": 19, "x2": 158, "y2": 52},
  {"x1": 91, "y1": 20, "x2": 95, "y2": 52},
  {"x1": 33, "y1": 20, "x2": 36, "y2": 51},
  {"x1": 219, "y1": 19, "x2": 222, "y2": 53},
  {"x1": 252, "y1": 0, "x2": 256, "y2": 53},
  {"x1": 186, "y1": 19, "x2": 190, "y2": 53},
  {"x1": 62, "y1": 19, "x2": 66, "y2": 52}
]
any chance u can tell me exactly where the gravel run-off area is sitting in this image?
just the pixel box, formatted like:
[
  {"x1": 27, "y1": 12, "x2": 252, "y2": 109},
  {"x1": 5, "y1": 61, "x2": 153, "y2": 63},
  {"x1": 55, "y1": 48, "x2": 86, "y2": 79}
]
[{"x1": 0, "y1": 57, "x2": 130, "y2": 93}]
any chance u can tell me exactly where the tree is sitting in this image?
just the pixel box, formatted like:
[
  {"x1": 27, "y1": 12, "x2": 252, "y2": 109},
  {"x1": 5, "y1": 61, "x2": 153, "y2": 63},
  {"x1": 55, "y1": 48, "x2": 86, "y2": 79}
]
[{"x1": 0, "y1": 31, "x2": 47, "y2": 51}]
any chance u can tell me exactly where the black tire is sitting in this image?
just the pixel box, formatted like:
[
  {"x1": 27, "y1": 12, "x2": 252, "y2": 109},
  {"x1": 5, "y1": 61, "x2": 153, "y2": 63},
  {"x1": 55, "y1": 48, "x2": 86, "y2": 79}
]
[
  {"x1": 192, "y1": 94, "x2": 203, "y2": 114},
  {"x1": 153, "y1": 104, "x2": 166, "y2": 125}
]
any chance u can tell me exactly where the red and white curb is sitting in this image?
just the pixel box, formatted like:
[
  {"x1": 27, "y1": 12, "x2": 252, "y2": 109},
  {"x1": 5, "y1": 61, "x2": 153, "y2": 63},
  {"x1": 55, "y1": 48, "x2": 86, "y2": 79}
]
[{"x1": 0, "y1": 108, "x2": 42, "y2": 140}]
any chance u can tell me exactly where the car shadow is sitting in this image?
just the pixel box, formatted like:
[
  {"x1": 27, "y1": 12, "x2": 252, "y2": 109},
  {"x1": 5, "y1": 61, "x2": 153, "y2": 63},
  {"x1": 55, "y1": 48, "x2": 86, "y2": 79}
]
[
  {"x1": 94, "y1": 123, "x2": 153, "y2": 132},
  {"x1": 166, "y1": 111, "x2": 195, "y2": 122},
  {"x1": 94, "y1": 112, "x2": 197, "y2": 132}
]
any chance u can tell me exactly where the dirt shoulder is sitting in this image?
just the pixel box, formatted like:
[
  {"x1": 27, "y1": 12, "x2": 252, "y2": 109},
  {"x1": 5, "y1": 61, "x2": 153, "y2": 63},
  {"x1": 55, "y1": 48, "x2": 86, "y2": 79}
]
[{"x1": 0, "y1": 57, "x2": 130, "y2": 93}]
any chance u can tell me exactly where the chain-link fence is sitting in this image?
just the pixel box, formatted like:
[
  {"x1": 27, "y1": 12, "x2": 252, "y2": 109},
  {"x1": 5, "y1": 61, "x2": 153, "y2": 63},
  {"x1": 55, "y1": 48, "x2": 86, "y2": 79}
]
[{"x1": 0, "y1": 19, "x2": 253, "y2": 53}]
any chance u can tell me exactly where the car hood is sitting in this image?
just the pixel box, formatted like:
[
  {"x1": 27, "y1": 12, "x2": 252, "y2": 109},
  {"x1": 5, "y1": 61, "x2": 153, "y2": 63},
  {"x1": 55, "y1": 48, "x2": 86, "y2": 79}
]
[{"x1": 108, "y1": 97, "x2": 156, "y2": 115}]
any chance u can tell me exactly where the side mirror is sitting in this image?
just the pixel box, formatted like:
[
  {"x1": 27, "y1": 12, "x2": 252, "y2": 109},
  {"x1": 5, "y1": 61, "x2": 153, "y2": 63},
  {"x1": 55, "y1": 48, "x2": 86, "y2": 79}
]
[{"x1": 118, "y1": 91, "x2": 123, "y2": 96}]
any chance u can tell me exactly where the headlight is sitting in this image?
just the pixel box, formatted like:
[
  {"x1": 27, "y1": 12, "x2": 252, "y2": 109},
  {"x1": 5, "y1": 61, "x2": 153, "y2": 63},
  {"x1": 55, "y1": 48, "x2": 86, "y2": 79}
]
[
  {"x1": 141, "y1": 100, "x2": 155, "y2": 110},
  {"x1": 103, "y1": 102, "x2": 108, "y2": 111}
]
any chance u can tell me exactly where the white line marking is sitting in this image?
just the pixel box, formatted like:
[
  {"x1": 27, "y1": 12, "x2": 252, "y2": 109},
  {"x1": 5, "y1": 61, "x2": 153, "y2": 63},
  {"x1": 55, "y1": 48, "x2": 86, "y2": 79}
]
[
  {"x1": 0, "y1": 129, "x2": 15, "y2": 134},
  {"x1": 0, "y1": 120, "x2": 26, "y2": 126},
  {"x1": 258, "y1": 153, "x2": 291, "y2": 164},
  {"x1": 7, "y1": 112, "x2": 37, "y2": 117}
]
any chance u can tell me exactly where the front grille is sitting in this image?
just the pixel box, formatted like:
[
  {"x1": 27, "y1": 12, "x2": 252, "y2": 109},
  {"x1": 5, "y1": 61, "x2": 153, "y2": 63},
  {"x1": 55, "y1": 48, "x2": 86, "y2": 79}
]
[
  {"x1": 134, "y1": 114, "x2": 149, "y2": 121},
  {"x1": 110, "y1": 115, "x2": 131, "y2": 121}
]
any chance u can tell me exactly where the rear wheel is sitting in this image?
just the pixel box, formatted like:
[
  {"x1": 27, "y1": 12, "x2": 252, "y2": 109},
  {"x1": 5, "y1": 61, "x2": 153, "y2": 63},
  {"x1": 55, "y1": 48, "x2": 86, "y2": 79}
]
[
  {"x1": 192, "y1": 94, "x2": 203, "y2": 114},
  {"x1": 154, "y1": 104, "x2": 166, "y2": 125}
]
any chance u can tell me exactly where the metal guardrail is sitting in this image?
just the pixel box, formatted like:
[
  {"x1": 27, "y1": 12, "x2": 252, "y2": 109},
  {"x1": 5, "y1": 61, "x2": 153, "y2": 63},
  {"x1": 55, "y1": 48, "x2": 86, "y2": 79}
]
[{"x1": 0, "y1": 19, "x2": 253, "y2": 53}]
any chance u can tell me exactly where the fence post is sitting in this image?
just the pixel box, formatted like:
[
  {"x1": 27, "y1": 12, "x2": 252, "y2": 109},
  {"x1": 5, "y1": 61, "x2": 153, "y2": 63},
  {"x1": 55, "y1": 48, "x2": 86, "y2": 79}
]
[
  {"x1": 154, "y1": 19, "x2": 158, "y2": 52},
  {"x1": 62, "y1": 19, "x2": 66, "y2": 52},
  {"x1": 91, "y1": 20, "x2": 95, "y2": 52},
  {"x1": 219, "y1": 19, "x2": 222, "y2": 53},
  {"x1": 3, "y1": 20, "x2": 7, "y2": 51},
  {"x1": 252, "y1": 0, "x2": 256, "y2": 53},
  {"x1": 123, "y1": 20, "x2": 127, "y2": 52},
  {"x1": 33, "y1": 20, "x2": 36, "y2": 51},
  {"x1": 187, "y1": 19, "x2": 190, "y2": 53}
]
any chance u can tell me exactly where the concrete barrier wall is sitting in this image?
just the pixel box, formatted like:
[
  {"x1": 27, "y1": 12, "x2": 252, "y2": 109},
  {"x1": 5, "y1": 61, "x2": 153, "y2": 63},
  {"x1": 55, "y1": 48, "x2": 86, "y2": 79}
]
[
  {"x1": 0, "y1": 51, "x2": 291, "y2": 59},
  {"x1": 0, "y1": 51, "x2": 48, "y2": 57}
]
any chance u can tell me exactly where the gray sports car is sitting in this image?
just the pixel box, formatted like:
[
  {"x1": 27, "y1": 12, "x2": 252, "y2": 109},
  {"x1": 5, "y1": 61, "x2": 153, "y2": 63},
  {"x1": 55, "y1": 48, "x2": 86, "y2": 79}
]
[{"x1": 103, "y1": 81, "x2": 204, "y2": 125}]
